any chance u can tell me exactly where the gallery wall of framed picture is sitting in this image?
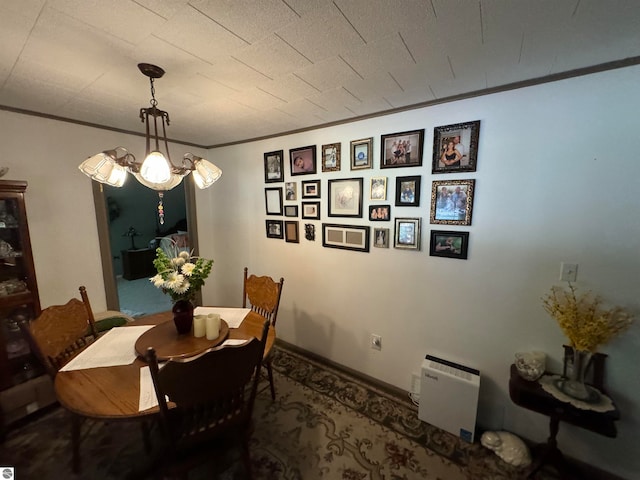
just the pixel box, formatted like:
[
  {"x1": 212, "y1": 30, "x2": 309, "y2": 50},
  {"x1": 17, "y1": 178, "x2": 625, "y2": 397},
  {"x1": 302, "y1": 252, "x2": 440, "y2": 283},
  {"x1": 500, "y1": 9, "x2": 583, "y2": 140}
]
[{"x1": 260, "y1": 119, "x2": 480, "y2": 258}]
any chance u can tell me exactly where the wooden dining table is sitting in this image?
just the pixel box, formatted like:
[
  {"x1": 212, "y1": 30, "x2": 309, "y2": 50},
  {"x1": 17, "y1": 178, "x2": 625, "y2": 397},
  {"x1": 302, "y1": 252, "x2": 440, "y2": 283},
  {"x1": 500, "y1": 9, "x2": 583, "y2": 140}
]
[{"x1": 54, "y1": 309, "x2": 274, "y2": 421}]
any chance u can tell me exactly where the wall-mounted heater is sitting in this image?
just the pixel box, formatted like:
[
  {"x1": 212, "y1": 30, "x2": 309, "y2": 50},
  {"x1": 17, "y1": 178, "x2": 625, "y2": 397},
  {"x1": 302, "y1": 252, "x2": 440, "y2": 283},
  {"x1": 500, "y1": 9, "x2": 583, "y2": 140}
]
[{"x1": 418, "y1": 354, "x2": 480, "y2": 442}]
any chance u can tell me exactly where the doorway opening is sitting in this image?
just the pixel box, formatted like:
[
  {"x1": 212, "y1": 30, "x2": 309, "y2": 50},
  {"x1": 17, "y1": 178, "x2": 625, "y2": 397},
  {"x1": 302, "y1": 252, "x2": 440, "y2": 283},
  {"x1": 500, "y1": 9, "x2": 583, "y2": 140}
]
[{"x1": 92, "y1": 178, "x2": 199, "y2": 316}]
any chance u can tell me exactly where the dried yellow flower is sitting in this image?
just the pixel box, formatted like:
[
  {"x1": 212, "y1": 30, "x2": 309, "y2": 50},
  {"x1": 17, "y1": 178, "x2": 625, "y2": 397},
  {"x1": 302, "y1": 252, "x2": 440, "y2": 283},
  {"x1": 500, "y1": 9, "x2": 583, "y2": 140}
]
[{"x1": 542, "y1": 283, "x2": 633, "y2": 352}]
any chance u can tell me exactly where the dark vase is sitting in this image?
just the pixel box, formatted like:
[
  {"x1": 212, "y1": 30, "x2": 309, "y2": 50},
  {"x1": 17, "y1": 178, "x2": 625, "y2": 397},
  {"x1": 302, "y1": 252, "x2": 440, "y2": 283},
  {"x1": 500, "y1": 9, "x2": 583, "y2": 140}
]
[{"x1": 172, "y1": 299, "x2": 194, "y2": 335}]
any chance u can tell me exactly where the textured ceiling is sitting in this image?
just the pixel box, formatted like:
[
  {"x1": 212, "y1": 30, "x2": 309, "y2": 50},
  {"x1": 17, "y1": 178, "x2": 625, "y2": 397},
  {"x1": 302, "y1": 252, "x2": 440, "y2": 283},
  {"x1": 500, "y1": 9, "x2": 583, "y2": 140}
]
[{"x1": 1, "y1": 0, "x2": 639, "y2": 147}]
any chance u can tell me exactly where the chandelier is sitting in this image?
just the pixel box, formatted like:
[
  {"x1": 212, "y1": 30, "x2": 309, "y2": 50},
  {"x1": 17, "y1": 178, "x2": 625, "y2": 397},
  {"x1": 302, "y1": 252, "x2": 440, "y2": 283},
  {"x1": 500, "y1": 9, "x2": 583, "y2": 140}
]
[{"x1": 78, "y1": 63, "x2": 222, "y2": 223}]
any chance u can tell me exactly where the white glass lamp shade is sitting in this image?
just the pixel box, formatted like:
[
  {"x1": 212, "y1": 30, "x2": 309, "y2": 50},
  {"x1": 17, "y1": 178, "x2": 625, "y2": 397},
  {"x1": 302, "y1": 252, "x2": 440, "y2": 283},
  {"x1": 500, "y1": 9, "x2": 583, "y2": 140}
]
[
  {"x1": 192, "y1": 158, "x2": 222, "y2": 189},
  {"x1": 132, "y1": 171, "x2": 186, "y2": 191},
  {"x1": 79, "y1": 152, "x2": 127, "y2": 187},
  {"x1": 140, "y1": 151, "x2": 172, "y2": 184}
]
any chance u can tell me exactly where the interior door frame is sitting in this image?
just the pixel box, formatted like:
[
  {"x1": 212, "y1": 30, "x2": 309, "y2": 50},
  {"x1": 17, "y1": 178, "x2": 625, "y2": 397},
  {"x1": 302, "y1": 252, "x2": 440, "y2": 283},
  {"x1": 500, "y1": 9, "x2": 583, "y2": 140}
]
[{"x1": 92, "y1": 180, "x2": 200, "y2": 310}]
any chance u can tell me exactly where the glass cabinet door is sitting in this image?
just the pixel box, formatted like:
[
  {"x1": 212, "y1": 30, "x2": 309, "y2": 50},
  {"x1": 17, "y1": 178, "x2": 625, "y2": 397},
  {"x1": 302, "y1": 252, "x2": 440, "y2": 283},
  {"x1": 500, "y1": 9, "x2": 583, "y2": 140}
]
[{"x1": 0, "y1": 182, "x2": 43, "y2": 390}]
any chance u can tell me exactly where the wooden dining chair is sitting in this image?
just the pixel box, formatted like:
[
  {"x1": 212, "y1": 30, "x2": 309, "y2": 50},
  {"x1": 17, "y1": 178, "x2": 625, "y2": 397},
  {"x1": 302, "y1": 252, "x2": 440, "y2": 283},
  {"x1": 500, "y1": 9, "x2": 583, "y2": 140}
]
[
  {"x1": 19, "y1": 285, "x2": 98, "y2": 378},
  {"x1": 18, "y1": 285, "x2": 150, "y2": 474},
  {"x1": 145, "y1": 319, "x2": 270, "y2": 479},
  {"x1": 243, "y1": 267, "x2": 284, "y2": 400},
  {"x1": 18, "y1": 286, "x2": 99, "y2": 473}
]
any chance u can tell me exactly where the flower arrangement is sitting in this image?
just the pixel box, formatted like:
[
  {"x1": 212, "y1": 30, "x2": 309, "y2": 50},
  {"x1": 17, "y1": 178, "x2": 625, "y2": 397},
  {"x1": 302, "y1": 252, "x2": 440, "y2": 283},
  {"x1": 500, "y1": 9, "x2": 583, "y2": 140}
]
[
  {"x1": 150, "y1": 246, "x2": 213, "y2": 303},
  {"x1": 542, "y1": 283, "x2": 633, "y2": 352}
]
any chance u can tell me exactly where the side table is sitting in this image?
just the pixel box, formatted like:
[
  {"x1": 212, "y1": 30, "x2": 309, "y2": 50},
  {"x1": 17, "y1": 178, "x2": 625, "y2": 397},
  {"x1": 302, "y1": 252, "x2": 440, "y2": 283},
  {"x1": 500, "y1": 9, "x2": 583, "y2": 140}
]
[
  {"x1": 121, "y1": 248, "x2": 156, "y2": 280},
  {"x1": 508, "y1": 364, "x2": 619, "y2": 478}
]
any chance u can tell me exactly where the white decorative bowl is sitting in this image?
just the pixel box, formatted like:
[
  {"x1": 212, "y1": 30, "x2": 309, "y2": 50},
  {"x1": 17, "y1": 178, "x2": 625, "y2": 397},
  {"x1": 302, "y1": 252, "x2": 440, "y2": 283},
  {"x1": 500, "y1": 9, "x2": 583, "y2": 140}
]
[{"x1": 515, "y1": 351, "x2": 546, "y2": 381}]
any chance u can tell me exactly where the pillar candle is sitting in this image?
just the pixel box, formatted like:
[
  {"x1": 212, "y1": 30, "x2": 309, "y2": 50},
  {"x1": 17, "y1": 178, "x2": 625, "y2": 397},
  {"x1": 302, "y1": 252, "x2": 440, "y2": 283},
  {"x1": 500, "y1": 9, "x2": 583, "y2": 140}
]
[
  {"x1": 206, "y1": 313, "x2": 221, "y2": 340},
  {"x1": 193, "y1": 315, "x2": 206, "y2": 338}
]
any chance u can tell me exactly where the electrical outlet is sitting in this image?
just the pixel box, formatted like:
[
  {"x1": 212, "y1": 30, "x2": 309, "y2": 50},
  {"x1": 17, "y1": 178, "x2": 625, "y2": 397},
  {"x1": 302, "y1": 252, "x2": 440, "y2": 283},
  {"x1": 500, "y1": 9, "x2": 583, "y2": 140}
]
[{"x1": 371, "y1": 334, "x2": 382, "y2": 350}]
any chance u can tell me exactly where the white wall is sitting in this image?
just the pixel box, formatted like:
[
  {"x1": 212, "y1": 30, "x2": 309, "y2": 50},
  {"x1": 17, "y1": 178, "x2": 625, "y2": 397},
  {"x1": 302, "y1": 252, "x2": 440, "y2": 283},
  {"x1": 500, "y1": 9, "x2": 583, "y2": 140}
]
[
  {"x1": 0, "y1": 112, "x2": 205, "y2": 309},
  {"x1": 0, "y1": 65, "x2": 638, "y2": 478},
  {"x1": 197, "y1": 66, "x2": 640, "y2": 479}
]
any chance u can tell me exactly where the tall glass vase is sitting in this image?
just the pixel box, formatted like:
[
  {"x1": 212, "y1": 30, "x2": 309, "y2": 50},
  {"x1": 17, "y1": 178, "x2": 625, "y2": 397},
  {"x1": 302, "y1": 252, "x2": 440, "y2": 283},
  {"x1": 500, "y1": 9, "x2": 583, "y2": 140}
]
[
  {"x1": 559, "y1": 347, "x2": 594, "y2": 401},
  {"x1": 172, "y1": 299, "x2": 194, "y2": 335}
]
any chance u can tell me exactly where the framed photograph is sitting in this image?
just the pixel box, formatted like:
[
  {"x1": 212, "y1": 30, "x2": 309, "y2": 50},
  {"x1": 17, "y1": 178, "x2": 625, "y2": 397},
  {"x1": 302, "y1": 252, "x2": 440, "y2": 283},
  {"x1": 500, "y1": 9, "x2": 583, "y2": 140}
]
[
  {"x1": 373, "y1": 228, "x2": 390, "y2": 248},
  {"x1": 328, "y1": 177, "x2": 363, "y2": 217},
  {"x1": 432, "y1": 120, "x2": 480, "y2": 173},
  {"x1": 285, "y1": 221, "x2": 300, "y2": 243},
  {"x1": 395, "y1": 175, "x2": 421, "y2": 207},
  {"x1": 265, "y1": 220, "x2": 283, "y2": 239},
  {"x1": 430, "y1": 179, "x2": 475, "y2": 225},
  {"x1": 301, "y1": 180, "x2": 321, "y2": 198},
  {"x1": 304, "y1": 223, "x2": 316, "y2": 241},
  {"x1": 285, "y1": 182, "x2": 297, "y2": 201},
  {"x1": 290, "y1": 145, "x2": 317, "y2": 175},
  {"x1": 263, "y1": 150, "x2": 284, "y2": 183},
  {"x1": 368, "y1": 205, "x2": 390, "y2": 221},
  {"x1": 429, "y1": 230, "x2": 469, "y2": 259},
  {"x1": 321, "y1": 142, "x2": 341, "y2": 172},
  {"x1": 264, "y1": 187, "x2": 283, "y2": 215},
  {"x1": 301, "y1": 201, "x2": 320, "y2": 219},
  {"x1": 284, "y1": 205, "x2": 298, "y2": 217},
  {"x1": 394, "y1": 217, "x2": 421, "y2": 250},
  {"x1": 322, "y1": 223, "x2": 370, "y2": 253},
  {"x1": 380, "y1": 129, "x2": 424, "y2": 168},
  {"x1": 350, "y1": 137, "x2": 373, "y2": 170},
  {"x1": 370, "y1": 176, "x2": 387, "y2": 200}
]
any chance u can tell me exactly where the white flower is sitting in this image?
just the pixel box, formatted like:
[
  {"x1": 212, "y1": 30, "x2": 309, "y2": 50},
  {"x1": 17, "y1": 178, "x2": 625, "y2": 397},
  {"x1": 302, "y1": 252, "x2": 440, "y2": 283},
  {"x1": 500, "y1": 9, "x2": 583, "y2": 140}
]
[
  {"x1": 172, "y1": 256, "x2": 186, "y2": 268},
  {"x1": 181, "y1": 263, "x2": 196, "y2": 276},
  {"x1": 173, "y1": 279, "x2": 191, "y2": 294},
  {"x1": 165, "y1": 271, "x2": 185, "y2": 290},
  {"x1": 151, "y1": 247, "x2": 213, "y2": 302}
]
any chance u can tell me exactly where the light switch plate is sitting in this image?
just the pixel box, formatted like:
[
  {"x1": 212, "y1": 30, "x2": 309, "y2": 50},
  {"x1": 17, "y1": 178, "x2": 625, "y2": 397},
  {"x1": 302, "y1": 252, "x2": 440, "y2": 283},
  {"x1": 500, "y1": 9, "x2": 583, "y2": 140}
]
[{"x1": 560, "y1": 262, "x2": 578, "y2": 282}]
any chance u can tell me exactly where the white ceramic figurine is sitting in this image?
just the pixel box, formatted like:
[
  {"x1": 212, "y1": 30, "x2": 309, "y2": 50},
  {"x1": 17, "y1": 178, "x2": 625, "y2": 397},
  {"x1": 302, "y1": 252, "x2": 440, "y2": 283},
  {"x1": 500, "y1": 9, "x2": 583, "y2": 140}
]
[{"x1": 480, "y1": 430, "x2": 532, "y2": 467}]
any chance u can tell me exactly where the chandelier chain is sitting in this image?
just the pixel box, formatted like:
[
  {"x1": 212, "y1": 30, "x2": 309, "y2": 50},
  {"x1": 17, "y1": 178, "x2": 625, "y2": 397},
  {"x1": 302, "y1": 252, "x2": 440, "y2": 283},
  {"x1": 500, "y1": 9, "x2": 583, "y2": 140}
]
[{"x1": 149, "y1": 77, "x2": 158, "y2": 107}]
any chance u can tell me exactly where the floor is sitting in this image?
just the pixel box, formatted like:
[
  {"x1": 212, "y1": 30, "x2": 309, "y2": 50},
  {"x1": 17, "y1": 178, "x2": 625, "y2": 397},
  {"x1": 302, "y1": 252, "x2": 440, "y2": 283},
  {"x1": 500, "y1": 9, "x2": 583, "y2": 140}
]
[{"x1": 116, "y1": 275, "x2": 172, "y2": 317}]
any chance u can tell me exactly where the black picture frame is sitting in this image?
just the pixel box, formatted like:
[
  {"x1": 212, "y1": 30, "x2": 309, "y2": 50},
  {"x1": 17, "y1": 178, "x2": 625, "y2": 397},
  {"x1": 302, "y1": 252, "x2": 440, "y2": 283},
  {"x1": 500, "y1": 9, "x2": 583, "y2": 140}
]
[
  {"x1": 429, "y1": 230, "x2": 469, "y2": 259},
  {"x1": 373, "y1": 227, "x2": 390, "y2": 248},
  {"x1": 432, "y1": 120, "x2": 480, "y2": 173},
  {"x1": 380, "y1": 129, "x2": 424, "y2": 168},
  {"x1": 322, "y1": 223, "x2": 370, "y2": 252},
  {"x1": 301, "y1": 201, "x2": 320, "y2": 220},
  {"x1": 368, "y1": 205, "x2": 390, "y2": 221},
  {"x1": 264, "y1": 187, "x2": 283, "y2": 215},
  {"x1": 430, "y1": 179, "x2": 475, "y2": 226},
  {"x1": 290, "y1": 145, "x2": 317, "y2": 176},
  {"x1": 265, "y1": 220, "x2": 283, "y2": 239},
  {"x1": 285, "y1": 221, "x2": 300, "y2": 243},
  {"x1": 328, "y1": 177, "x2": 363, "y2": 218},
  {"x1": 302, "y1": 180, "x2": 321, "y2": 198},
  {"x1": 395, "y1": 175, "x2": 421, "y2": 207},
  {"x1": 263, "y1": 150, "x2": 284, "y2": 183},
  {"x1": 284, "y1": 205, "x2": 298, "y2": 217}
]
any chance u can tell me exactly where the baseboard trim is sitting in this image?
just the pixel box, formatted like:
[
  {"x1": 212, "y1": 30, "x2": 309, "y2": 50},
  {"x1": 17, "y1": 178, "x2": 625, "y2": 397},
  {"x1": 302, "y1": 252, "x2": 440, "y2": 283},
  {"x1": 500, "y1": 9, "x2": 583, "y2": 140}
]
[{"x1": 275, "y1": 338, "x2": 414, "y2": 408}]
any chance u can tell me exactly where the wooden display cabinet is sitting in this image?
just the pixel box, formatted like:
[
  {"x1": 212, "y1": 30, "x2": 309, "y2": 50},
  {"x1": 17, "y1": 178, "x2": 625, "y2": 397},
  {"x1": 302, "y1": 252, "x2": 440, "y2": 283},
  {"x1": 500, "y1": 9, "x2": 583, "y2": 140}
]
[{"x1": 0, "y1": 181, "x2": 54, "y2": 434}]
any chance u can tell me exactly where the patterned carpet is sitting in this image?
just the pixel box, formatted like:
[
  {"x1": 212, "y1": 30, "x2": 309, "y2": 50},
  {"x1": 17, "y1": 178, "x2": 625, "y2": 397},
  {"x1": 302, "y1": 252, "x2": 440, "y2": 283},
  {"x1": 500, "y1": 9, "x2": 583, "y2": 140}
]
[{"x1": 0, "y1": 342, "x2": 560, "y2": 479}]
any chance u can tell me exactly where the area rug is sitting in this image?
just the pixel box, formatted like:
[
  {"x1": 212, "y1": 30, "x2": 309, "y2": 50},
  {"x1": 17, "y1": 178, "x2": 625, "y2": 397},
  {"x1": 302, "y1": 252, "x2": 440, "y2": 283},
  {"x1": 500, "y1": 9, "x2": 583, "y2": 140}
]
[{"x1": 0, "y1": 343, "x2": 559, "y2": 479}]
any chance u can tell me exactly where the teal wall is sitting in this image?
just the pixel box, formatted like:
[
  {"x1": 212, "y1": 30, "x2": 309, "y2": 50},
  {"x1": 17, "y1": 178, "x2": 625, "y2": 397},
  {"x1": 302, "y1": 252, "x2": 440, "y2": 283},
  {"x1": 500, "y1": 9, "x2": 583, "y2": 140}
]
[{"x1": 105, "y1": 180, "x2": 187, "y2": 276}]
